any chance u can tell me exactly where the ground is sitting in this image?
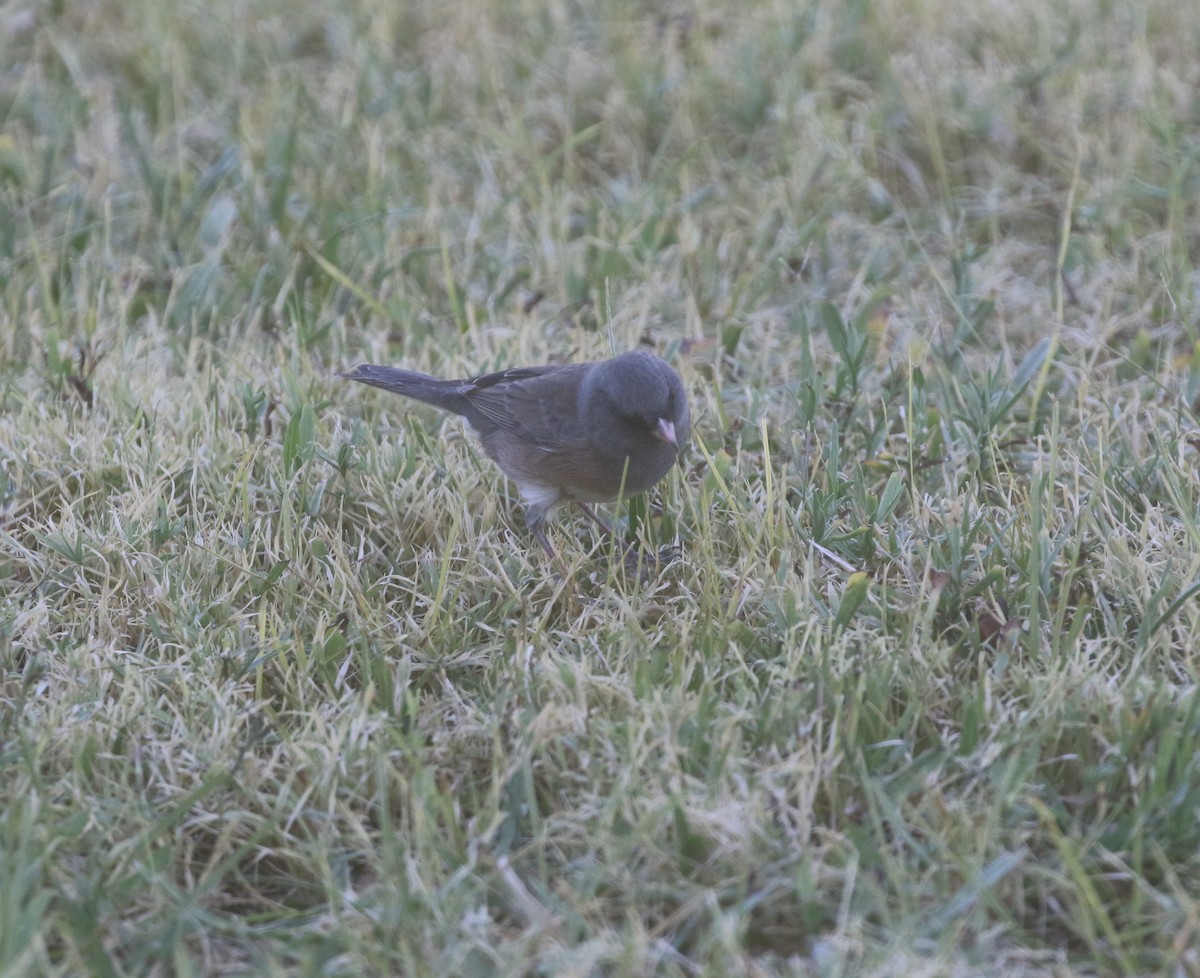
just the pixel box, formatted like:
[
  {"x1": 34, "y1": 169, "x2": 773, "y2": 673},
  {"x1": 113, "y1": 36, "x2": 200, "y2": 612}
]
[{"x1": 3, "y1": 0, "x2": 1200, "y2": 975}]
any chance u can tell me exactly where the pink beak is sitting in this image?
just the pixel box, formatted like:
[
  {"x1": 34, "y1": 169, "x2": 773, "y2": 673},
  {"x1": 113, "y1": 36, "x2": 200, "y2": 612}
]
[{"x1": 655, "y1": 417, "x2": 678, "y2": 447}]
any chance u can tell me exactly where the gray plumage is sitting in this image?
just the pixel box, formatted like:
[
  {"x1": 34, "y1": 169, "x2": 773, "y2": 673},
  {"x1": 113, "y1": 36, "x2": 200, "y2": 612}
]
[{"x1": 341, "y1": 351, "x2": 689, "y2": 558}]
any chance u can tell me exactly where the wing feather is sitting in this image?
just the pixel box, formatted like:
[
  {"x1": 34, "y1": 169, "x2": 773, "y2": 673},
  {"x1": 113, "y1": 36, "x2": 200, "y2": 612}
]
[{"x1": 462, "y1": 364, "x2": 591, "y2": 450}]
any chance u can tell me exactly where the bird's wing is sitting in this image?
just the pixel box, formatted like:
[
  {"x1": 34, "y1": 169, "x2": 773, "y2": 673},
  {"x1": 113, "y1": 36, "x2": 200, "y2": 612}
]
[{"x1": 462, "y1": 363, "x2": 590, "y2": 449}]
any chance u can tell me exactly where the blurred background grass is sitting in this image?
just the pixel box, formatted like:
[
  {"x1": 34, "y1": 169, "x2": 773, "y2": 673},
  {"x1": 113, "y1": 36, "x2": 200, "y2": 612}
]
[{"x1": 3, "y1": 0, "x2": 1200, "y2": 974}]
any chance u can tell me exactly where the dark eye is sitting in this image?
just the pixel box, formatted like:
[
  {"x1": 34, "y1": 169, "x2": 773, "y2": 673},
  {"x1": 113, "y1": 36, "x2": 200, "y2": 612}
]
[{"x1": 619, "y1": 410, "x2": 653, "y2": 431}]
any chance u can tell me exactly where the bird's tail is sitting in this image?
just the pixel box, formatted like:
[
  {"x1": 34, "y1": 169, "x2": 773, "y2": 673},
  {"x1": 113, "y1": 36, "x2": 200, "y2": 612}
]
[{"x1": 340, "y1": 364, "x2": 470, "y2": 415}]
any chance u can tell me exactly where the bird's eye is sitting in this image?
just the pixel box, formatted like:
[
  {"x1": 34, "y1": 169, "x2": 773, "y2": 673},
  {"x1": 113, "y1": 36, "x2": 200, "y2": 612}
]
[{"x1": 620, "y1": 410, "x2": 653, "y2": 431}]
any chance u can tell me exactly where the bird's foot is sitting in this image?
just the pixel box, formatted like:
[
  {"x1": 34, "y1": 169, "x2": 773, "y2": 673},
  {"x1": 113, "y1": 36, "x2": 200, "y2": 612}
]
[{"x1": 619, "y1": 541, "x2": 682, "y2": 579}]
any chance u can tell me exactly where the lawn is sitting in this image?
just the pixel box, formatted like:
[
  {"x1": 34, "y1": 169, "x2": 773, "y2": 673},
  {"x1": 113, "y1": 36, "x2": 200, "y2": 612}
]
[{"x1": 3, "y1": 0, "x2": 1200, "y2": 974}]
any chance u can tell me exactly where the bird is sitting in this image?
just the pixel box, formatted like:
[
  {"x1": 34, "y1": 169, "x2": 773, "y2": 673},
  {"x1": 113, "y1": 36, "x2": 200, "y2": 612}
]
[{"x1": 341, "y1": 350, "x2": 690, "y2": 565}]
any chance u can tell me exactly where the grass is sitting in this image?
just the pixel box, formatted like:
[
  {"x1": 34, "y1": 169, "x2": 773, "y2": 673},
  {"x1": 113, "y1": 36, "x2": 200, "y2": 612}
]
[{"x1": 3, "y1": 0, "x2": 1200, "y2": 974}]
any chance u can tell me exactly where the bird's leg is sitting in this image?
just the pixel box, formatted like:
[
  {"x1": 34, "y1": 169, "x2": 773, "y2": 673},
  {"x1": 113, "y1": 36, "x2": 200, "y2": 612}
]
[
  {"x1": 531, "y1": 523, "x2": 557, "y2": 559},
  {"x1": 576, "y1": 503, "x2": 615, "y2": 537},
  {"x1": 577, "y1": 502, "x2": 649, "y2": 572},
  {"x1": 531, "y1": 521, "x2": 574, "y2": 582},
  {"x1": 582, "y1": 502, "x2": 683, "y2": 577}
]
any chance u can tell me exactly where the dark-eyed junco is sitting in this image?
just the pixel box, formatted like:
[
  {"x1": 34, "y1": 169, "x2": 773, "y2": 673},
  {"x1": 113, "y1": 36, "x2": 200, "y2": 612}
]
[{"x1": 342, "y1": 351, "x2": 690, "y2": 562}]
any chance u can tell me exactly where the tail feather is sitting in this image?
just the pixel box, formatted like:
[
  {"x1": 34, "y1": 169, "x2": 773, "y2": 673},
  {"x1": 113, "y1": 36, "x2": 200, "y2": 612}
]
[{"x1": 341, "y1": 364, "x2": 469, "y2": 415}]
